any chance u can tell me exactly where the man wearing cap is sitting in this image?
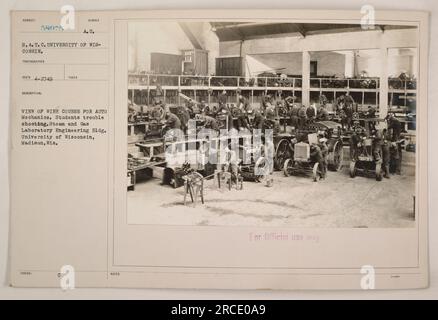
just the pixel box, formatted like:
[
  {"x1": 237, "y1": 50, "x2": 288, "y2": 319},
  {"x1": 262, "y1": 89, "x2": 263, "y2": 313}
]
[
  {"x1": 298, "y1": 105, "x2": 308, "y2": 130},
  {"x1": 216, "y1": 105, "x2": 234, "y2": 130},
  {"x1": 178, "y1": 105, "x2": 191, "y2": 134},
  {"x1": 335, "y1": 95, "x2": 345, "y2": 115},
  {"x1": 264, "y1": 103, "x2": 280, "y2": 133},
  {"x1": 289, "y1": 103, "x2": 301, "y2": 130},
  {"x1": 344, "y1": 103, "x2": 354, "y2": 130},
  {"x1": 199, "y1": 100, "x2": 207, "y2": 115},
  {"x1": 185, "y1": 99, "x2": 197, "y2": 118},
  {"x1": 387, "y1": 113, "x2": 402, "y2": 141},
  {"x1": 319, "y1": 94, "x2": 328, "y2": 106},
  {"x1": 318, "y1": 135, "x2": 329, "y2": 179},
  {"x1": 386, "y1": 113, "x2": 403, "y2": 175},
  {"x1": 285, "y1": 95, "x2": 297, "y2": 108},
  {"x1": 285, "y1": 96, "x2": 298, "y2": 128},
  {"x1": 306, "y1": 104, "x2": 317, "y2": 124},
  {"x1": 128, "y1": 99, "x2": 138, "y2": 123},
  {"x1": 221, "y1": 145, "x2": 240, "y2": 184},
  {"x1": 371, "y1": 128, "x2": 383, "y2": 165},
  {"x1": 310, "y1": 143, "x2": 325, "y2": 180},
  {"x1": 365, "y1": 105, "x2": 377, "y2": 132},
  {"x1": 317, "y1": 105, "x2": 329, "y2": 121},
  {"x1": 381, "y1": 128, "x2": 391, "y2": 178},
  {"x1": 349, "y1": 120, "x2": 365, "y2": 161},
  {"x1": 238, "y1": 94, "x2": 250, "y2": 111},
  {"x1": 200, "y1": 114, "x2": 219, "y2": 132},
  {"x1": 236, "y1": 95, "x2": 251, "y2": 130},
  {"x1": 218, "y1": 90, "x2": 227, "y2": 108},
  {"x1": 261, "y1": 94, "x2": 272, "y2": 112},
  {"x1": 247, "y1": 108, "x2": 265, "y2": 130},
  {"x1": 164, "y1": 110, "x2": 181, "y2": 130}
]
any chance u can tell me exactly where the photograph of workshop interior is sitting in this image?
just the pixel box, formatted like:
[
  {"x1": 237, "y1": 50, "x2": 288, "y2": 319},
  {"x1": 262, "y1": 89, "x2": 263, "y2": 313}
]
[{"x1": 126, "y1": 21, "x2": 417, "y2": 227}]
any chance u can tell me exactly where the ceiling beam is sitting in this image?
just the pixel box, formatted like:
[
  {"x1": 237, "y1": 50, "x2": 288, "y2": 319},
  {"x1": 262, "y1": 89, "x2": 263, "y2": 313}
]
[
  {"x1": 294, "y1": 23, "x2": 307, "y2": 38},
  {"x1": 178, "y1": 22, "x2": 203, "y2": 50},
  {"x1": 230, "y1": 32, "x2": 302, "y2": 41},
  {"x1": 212, "y1": 22, "x2": 286, "y2": 30}
]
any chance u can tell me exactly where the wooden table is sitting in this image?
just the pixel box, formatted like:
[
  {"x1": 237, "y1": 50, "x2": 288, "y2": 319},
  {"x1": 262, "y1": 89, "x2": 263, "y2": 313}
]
[{"x1": 127, "y1": 160, "x2": 167, "y2": 191}]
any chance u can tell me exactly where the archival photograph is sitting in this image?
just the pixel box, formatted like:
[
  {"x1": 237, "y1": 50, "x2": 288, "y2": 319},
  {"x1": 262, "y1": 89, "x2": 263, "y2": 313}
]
[{"x1": 126, "y1": 21, "x2": 417, "y2": 228}]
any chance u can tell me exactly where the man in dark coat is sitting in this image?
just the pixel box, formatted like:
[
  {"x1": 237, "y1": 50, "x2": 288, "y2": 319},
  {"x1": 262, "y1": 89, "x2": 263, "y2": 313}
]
[
  {"x1": 318, "y1": 137, "x2": 329, "y2": 179},
  {"x1": 218, "y1": 90, "x2": 227, "y2": 108},
  {"x1": 386, "y1": 113, "x2": 403, "y2": 175},
  {"x1": 381, "y1": 128, "x2": 391, "y2": 178},
  {"x1": 365, "y1": 105, "x2": 377, "y2": 132},
  {"x1": 238, "y1": 94, "x2": 250, "y2": 111},
  {"x1": 298, "y1": 105, "x2": 308, "y2": 129},
  {"x1": 216, "y1": 106, "x2": 234, "y2": 131},
  {"x1": 306, "y1": 105, "x2": 316, "y2": 122},
  {"x1": 387, "y1": 113, "x2": 402, "y2": 141},
  {"x1": 246, "y1": 108, "x2": 265, "y2": 130},
  {"x1": 349, "y1": 121, "x2": 366, "y2": 161},
  {"x1": 264, "y1": 104, "x2": 280, "y2": 134},
  {"x1": 371, "y1": 129, "x2": 383, "y2": 163},
  {"x1": 201, "y1": 114, "x2": 219, "y2": 132},
  {"x1": 289, "y1": 103, "x2": 300, "y2": 129},
  {"x1": 310, "y1": 143, "x2": 325, "y2": 180},
  {"x1": 164, "y1": 111, "x2": 181, "y2": 130},
  {"x1": 317, "y1": 105, "x2": 329, "y2": 121}
]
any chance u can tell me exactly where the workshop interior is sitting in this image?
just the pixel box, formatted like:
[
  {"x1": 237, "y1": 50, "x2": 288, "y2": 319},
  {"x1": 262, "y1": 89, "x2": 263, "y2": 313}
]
[{"x1": 126, "y1": 21, "x2": 417, "y2": 228}]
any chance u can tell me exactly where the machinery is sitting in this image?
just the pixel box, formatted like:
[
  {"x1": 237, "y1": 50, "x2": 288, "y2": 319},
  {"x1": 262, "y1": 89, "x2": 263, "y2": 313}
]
[
  {"x1": 128, "y1": 108, "x2": 149, "y2": 124},
  {"x1": 127, "y1": 154, "x2": 167, "y2": 190},
  {"x1": 311, "y1": 121, "x2": 344, "y2": 171},
  {"x1": 235, "y1": 141, "x2": 271, "y2": 182},
  {"x1": 127, "y1": 104, "x2": 168, "y2": 190},
  {"x1": 283, "y1": 133, "x2": 324, "y2": 182},
  {"x1": 348, "y1": 128, "x2": 383, "y2": 181},
  {"x1": 204, "y1": 104, "x2": 218, "y2": 117},
  {"x1": 276, "y1": 100, "x2": 289, "y2": 119},
  {"x1": 215, "y1": 109, "x2": 231, "y2": 130},
  {"x1": 229, "y1": 104, "x2": 241, "y2": 119},
  {"x1": 273, "y1": 133, "x2": 296, "y2": 171},
  {"x1": 277, "y1": 120, "x2": 344, "y2": 174}
]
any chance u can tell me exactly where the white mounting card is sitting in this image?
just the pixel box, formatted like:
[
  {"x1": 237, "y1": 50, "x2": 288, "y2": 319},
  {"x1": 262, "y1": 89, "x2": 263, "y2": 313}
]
[{"x1": 9, "y1": 9, "x2": 429, "y2": 289}]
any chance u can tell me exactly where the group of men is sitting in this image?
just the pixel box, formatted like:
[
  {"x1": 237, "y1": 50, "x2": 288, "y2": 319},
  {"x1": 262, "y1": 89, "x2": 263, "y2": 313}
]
[
  {"x1": 349, "y1": 112, "x2": 404, "y2": 178},
  {"x1": 137, "y1": 89, "x2": 406, "y2": 180},
  {"x1": 160, "y1": 90, "x2": 354, "y2": 135},
  {"x1": 139, "y1": 89, "x2": 384, "y2": 137},
  {"x1": 288, "y1": 103, "x2": 329, "y2": 130},
  {"x1": 334, "y1": 93, "x2": 356, "y2": 130},
  {"x1": 161, "y1": 91, "x2": 282, "y2": 134}
]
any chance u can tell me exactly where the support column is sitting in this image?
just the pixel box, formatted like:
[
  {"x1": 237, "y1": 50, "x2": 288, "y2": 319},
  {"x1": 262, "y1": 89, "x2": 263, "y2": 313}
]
[
  {"x1": 302, "y1": 51, "x2": 310, "y2": 106},
  {"x1": 379, "y1": 47, "x2": 389, "y2": 121},
  {"x1": 240, "y1": 41, "x2": 248, "y2": 80},
  {"x1": 411, "y1": 49, "x2": 418, "y2": 78},
  {"x1": 344, "y1": 51, "x2": 355, "y2": 78}
]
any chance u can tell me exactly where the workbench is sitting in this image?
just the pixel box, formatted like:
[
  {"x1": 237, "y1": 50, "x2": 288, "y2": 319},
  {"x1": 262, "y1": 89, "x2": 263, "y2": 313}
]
[{"x1": 127, "y1": 159, "x2": 167, "y2": 191}]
